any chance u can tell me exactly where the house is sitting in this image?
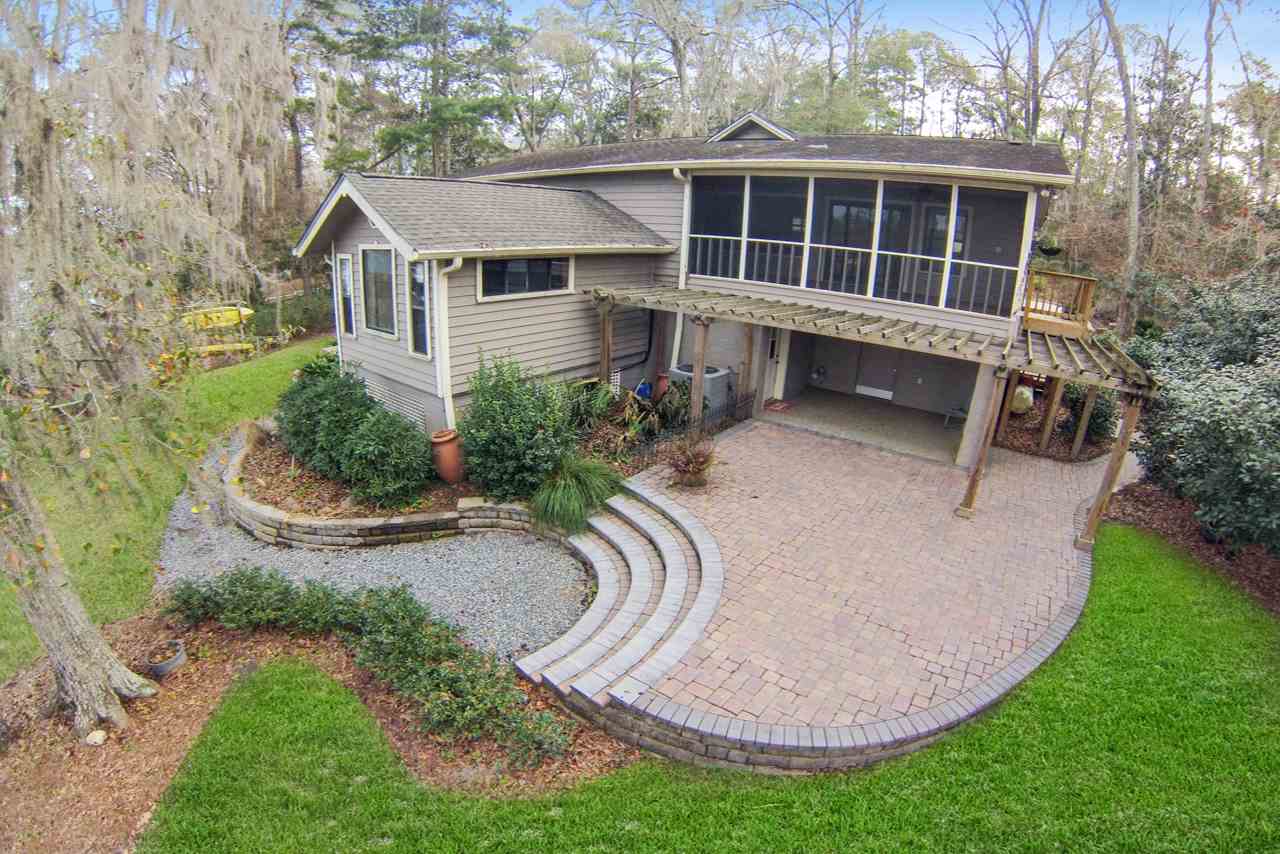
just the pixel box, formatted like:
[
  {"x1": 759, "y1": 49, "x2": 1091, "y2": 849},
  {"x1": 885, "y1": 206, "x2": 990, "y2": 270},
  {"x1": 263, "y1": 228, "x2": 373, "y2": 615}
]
[{"x1": 294, "y1": 112, "x2": 1152, "y2": 536}]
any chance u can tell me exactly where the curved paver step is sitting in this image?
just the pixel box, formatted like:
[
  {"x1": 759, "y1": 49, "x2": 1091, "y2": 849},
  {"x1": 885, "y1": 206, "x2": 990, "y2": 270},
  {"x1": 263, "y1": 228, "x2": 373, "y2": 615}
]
[
  {"x1": 514, "y1": 530, "x2": 627, "y2": 684},
  {"x1": 567, "y1": 494, "x2": 692, "y2": 705},
  {"x1": 539, "y1": 513, "x2": 655, "y2": 695}
]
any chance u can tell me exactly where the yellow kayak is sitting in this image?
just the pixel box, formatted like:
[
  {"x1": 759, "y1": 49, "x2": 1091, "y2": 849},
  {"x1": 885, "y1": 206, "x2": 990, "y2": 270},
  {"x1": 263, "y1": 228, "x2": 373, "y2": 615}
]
[
  {"x1": 194, "y1": 342, "x2": 256, "y2": 355},
  {"x1": 181, "y1": 306, "x2": 254, "y2": 331}
]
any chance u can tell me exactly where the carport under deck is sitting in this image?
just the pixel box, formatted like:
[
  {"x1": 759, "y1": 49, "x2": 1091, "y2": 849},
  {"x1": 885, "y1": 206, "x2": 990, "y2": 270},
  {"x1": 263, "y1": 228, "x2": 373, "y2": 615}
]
[{"x1": 760, "y1": 388, "x2": 961, "y2": 464}]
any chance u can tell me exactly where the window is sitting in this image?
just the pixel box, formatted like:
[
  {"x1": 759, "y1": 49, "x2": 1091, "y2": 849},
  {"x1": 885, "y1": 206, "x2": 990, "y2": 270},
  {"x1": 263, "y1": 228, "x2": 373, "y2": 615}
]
[
  {"x1": 335, "y1": 254, "x2": 355, "y2": 335},
  {"x1": 689, "y1": 175, "x2": 745, "y2": 236},
  {"x1": 480, "y1": 257, "x2": 571, "y2": 300},
  {"x1": 409, "y1": 260, "x2": 430, "y2": 356},
  {"x1": 361, "y1": 247, "x2": 396, "y2": 335}
]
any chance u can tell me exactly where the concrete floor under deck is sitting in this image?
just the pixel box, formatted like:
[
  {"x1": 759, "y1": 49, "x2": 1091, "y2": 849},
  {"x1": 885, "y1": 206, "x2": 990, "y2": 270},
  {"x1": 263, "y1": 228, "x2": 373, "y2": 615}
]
[{"x1": 759, "y1": 387, "x2": 962, "y2": 464}]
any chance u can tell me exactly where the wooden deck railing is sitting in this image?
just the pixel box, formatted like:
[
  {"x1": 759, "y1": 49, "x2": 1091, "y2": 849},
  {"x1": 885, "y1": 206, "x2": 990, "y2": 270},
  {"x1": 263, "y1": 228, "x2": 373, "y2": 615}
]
[{"x1": 1023, "y1": 270, "x2": 1098, "y2": 337}]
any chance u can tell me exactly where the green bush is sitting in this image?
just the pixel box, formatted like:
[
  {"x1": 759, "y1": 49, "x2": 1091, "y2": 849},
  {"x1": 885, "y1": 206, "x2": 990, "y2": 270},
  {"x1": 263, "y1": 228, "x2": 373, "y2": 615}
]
[
  {"x1": 342, "y1": 406, "x2": 435, "y2": 507},
  {"x1": 531, "y1": 454, "x2": 623, "y2": 533},
  {"x1": 563, "y1": 379, "x2": 616, "y2": 434},
  {"x1": 276, "y1": 367, "x2": 375, "y2": 479},
  {"x1": 459, "y1": 358, "x2": 576, "y2": 501},
  {"x1": 250, "y1": 289, "x2": 335, "y2": 337},
  {"x1": 1133, "y1": 265, "x2": 1280, "y2": 552},
  {"x1": 1061, "y1": 382, "x2": 1118, "y2": 445},
  {"x1": 165, "y1": 570, "x2": 571, "y2": 766}
]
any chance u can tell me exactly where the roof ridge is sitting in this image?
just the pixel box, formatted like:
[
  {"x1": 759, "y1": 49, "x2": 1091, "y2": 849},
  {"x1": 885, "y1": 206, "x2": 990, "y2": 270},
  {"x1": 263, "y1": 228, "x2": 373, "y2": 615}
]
[{"x1": 353, "y1": 172, "x2": 593, "y2": 195}]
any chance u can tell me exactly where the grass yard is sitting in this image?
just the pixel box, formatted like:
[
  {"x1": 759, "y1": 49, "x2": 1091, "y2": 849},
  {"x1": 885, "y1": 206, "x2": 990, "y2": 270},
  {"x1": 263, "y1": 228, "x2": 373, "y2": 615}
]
[
  {"x1": 139, "y1": 526, "x2": 1280, "y2": 853},
  {"x1": 0, "y1": 337, "x2": 331, "y2": 681}
]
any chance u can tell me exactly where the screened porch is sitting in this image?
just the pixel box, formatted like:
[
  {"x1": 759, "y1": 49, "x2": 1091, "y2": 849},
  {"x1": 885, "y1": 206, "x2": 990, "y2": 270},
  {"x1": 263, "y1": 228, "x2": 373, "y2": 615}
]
[{"x1": 686, "y1": 175, "x2": 1032, "y2": 320}]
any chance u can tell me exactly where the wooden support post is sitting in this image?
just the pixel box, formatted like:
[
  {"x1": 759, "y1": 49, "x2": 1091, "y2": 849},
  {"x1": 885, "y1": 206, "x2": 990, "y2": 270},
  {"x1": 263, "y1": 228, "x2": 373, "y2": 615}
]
[
  {"x1": 1075, "y1": 396, "x2": 1142, "y2": 550},
  {"x1": 955, "y1": 372, "x2": 1009, "y2": 519},
  {"x1": 597, "y1": 299, "x2": 615, "y2": 384},
  {"x1": 995, "y1": 369, "x2": 1022, "y2": 441},
  {"x1": 1038, "y1": 376, "x2": 1065, "y2": 451},
  {"x1": 1070, "y1": 386, "x2": 1099, "y2": 460},
  {"x1": 741, "y1": 322, "x2": 755, "y2": 406},
  {"x1": 690, "y1": 315, "x2": 711, "y2": 429}
]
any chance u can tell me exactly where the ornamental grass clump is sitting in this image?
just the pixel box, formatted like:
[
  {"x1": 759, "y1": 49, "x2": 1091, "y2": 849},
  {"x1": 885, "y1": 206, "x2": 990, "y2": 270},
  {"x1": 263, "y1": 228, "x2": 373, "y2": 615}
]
[
  {"x1": 165, "y1": 569, "x2": 570, "y2": 766},
  {"x1": 531, "y1": 454, "x2": 623, "y2": 533}
]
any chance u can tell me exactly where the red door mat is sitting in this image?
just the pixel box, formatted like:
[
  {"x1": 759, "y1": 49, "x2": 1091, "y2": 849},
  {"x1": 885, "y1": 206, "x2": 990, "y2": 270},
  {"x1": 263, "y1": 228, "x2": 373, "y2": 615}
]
[{"x1": 763, "y1": 399, "x2": 793, "y2": 412}]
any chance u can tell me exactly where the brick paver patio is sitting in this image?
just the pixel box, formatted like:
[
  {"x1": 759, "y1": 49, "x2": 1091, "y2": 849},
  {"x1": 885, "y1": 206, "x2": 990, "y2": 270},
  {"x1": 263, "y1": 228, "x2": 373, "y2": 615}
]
[{"x1": 630, "y1": 420, "x2": 1128, "y2": 729}]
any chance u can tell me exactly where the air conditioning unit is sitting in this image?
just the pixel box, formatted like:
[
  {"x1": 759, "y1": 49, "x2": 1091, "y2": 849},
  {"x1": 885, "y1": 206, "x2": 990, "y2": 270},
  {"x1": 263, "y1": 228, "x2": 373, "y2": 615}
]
[{"x1": 670, "y1": 363, "x2": 734, "y2": 418}]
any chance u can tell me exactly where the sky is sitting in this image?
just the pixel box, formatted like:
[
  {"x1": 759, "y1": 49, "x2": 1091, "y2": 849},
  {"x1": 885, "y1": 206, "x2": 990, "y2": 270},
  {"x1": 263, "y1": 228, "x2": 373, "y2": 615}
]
[{"x1": 509, "y1": 0, "x2": 1280, "y2": 89}]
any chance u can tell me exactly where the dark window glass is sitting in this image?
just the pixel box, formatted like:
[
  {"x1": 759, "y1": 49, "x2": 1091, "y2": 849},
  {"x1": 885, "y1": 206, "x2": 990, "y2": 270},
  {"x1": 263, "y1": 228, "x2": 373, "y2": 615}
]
[
  {"x1": 337, "y1": 256, "x2": 354, "y2": 334},
  {"x1": 690, "y1": 175, "x2": 745, "y2": 236},
  {"x1": 747, "y1": 176, "x2": 808, "y2": 242},
  {"x1": 481, "y1": 258, "x2": 570, "y2": 298},
  {"x1": 361, "y1": 248, "x2": 395, "y2": 334},
  {"x1": 410, "y1": 261, "x2": 429, "y2": 355}
]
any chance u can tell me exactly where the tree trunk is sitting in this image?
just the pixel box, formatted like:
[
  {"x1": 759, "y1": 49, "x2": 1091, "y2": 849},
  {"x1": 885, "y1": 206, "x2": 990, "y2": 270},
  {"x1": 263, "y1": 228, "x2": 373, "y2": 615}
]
[
  {"x1": 2, "y1": 473, "x2": 156, "y2": 736},
  {"x1": 1100, "y1": 0, "x2": 1140, "y2": 339},
  {"x1": 1196, "y1": 0, "x2": 1217, "y2": 212}
]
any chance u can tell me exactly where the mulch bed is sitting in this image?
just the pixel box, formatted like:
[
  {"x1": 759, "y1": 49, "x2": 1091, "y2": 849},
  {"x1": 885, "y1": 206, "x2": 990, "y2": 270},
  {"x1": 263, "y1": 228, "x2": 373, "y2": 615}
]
[
  {"x1": 0, "y1": 611, "x2": 638, "y2": 853},
  {"x1": 994, "y1": 388, "x2": 1112, "y2": 463},
  {"x1": 241, "y1": 435, "x2": 479, "y2": 517},
  {"x1": 1104, "y1": 481, "x2": 1280, "y2": 615}
]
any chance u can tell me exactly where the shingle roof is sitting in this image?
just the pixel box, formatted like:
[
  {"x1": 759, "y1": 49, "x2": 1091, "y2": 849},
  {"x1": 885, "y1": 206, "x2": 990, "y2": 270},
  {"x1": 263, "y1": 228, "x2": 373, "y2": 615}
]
[
  {"x1": 338, "y1": 173, "x2": 672, "y2": 255},
  {"x1": 461, "y1": 134, "x2": 1071, "y2": 183}
]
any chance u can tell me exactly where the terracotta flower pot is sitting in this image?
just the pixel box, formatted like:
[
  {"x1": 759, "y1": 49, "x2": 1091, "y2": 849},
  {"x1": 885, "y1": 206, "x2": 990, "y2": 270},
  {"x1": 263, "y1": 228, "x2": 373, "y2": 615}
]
[
  {"x1": 654, "y1": 372, "x2": 670, "y2": 401},
  {"x1": 431, "y1": 429, "x2": 464, "y2": 484}
]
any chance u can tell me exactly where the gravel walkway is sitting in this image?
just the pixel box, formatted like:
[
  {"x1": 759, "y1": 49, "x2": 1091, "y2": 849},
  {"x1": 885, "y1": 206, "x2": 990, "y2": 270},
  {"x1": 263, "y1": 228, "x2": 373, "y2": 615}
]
[{"x1": 157, "y1": 435, "x2": 592, "y2": 662}]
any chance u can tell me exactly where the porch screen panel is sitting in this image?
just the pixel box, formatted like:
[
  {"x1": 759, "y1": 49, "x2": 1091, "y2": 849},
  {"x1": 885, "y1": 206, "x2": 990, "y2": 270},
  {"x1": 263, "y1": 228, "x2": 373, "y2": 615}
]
[
  {"x1": 688, "y1": 175, "x2": 744, "y2": 279},
  {"x1": 361, "y1": 248, "x2": 395, "y2": 334},
  {"x1": 945, "y1": 187, "x2": 1025, "y2": 317},
  {"x1": 806, "y1": 178, "x2": 877, "y2": 294},
  {"x1": 872, "y1": 181, "x2": 951, "y2": 307},
  {"x1": 745, "y1": 176, "x2": 807, "y2": 286}
]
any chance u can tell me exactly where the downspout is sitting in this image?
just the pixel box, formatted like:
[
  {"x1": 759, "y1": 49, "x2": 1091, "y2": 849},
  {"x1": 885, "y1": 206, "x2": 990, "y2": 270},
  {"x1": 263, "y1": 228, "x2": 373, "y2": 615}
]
[
  {"x1": 436, "y1": 255, "x2": 464, "y2": 429},
  {"x1": 670, "y1": 167, "x2": 691, "y2": 370}
]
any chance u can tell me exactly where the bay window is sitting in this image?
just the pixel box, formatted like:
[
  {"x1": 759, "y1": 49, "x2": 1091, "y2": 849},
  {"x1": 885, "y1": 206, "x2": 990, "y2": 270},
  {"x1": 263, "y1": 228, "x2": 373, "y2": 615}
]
[
  {"x1": 361, "y1": 247, "x2": 396, "y2": 335},
  {"x1": 409, "y1": 260, "x2": 430, "y2": 356}
]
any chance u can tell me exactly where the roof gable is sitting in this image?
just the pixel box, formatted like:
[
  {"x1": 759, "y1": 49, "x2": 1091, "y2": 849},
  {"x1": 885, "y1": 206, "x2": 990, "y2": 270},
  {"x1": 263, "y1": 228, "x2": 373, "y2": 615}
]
[{"x1": 706, "y1": 111, "x2": 796, "y2": 142}]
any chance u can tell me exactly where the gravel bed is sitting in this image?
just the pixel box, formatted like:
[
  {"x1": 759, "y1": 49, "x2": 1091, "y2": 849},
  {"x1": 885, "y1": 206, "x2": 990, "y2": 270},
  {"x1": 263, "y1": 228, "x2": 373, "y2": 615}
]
[{"x1": 156, "y1": 434, "x2": 592, "y2": 662}]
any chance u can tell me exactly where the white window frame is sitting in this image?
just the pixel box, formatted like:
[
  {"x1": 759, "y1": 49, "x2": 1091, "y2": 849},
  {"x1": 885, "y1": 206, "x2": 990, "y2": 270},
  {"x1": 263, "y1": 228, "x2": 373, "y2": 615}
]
[
  {"x1": 335, "y1": 252, "x2": 356, "y2": 338},
  {"x1": 358, "y1": 243, "x2": 398, "y2": 339},
  {"x1": 405, "y1": 258, "x2": 433, "y2": 360},
  {"x1": 475, "y1": 255, "x2": 575, "y2": 303}
]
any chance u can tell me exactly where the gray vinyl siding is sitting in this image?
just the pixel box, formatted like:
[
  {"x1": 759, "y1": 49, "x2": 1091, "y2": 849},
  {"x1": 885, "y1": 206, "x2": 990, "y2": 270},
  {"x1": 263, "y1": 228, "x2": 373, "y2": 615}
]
[
  {"x1": 330, "y1": 210, "x2": 445, "y2": 428},
  {"x1": 448, "y1": 254, "x2": 656, "y2": 395},
  {"x1": 512, "y1": 171, "x2": 684, "y2": 288}
]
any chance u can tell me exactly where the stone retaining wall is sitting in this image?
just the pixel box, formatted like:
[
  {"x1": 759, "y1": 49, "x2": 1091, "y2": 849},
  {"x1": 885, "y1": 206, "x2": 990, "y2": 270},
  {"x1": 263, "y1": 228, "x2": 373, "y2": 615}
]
[{"x1": 223, "y1": 435, "x2": 549, "y2": 549}]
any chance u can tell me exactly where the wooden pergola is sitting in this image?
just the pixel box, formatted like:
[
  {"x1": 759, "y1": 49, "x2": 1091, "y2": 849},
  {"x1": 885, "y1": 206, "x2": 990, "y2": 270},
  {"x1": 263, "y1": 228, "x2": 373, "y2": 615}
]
[{"x1": 593, "y1": 286, "x2": 1156, "y2": 551}]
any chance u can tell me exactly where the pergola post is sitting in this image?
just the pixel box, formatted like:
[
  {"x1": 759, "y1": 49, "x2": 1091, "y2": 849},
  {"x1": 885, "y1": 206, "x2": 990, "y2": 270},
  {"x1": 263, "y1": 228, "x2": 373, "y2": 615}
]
[
  {"x1": 995, "y1": 369, "x2": 1022, "y2": 441},
  {"x1": 1075, "y1": 395, "x2": 1143, "y2": 550},
  {"x1": 955, "y1": 371, "x2": 1010, "y2": 519},
  {"x1": 1038, "y1": 376, "x2": 1065, "y2": 451},
  {"x1": 690, "y1": 315, "x2": 712, "y2": 429},
  {"x1": 596, "y1": 297, "x2": 615, "y2": 384},
  {"x1": 1070, "y1": 386, "x2": 1099, "y2": 460}
]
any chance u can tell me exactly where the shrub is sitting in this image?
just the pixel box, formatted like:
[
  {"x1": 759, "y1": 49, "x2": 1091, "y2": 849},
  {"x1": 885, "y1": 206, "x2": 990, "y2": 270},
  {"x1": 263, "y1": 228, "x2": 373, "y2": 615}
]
[
  {"x1": 563, "y1": 379, "x2": 616, "y2": 435},
  {"x1": 669, "y1": 434, "x2": 715, "y2": 487},
  {"x1": 1061, "y1": 382, "x2": 1118, "y2": 445},
  {"x1": 341, "y1": 406, "x2": 435, "y2": 507},
  {"x1": 1134, "y1": 265, "x2": 1280, "y2": 553},
  {"x1": 164, "y1": 569, "x2": 571, "y2": 766},
  {"x1": 276, "y1": 367, "x2": 375, "y2": 479},
  {"x1": 458, "y1": 357, "x2": 576, "y2": 500},
  {"x1": 531, "y1": 453, "x2": 623, "y2": 533}
]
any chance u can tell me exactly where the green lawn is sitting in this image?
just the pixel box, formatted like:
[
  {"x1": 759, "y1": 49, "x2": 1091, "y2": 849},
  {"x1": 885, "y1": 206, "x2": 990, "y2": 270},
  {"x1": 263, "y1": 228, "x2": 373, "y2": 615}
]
[
  {"x1": 140, "y1": 526, "x2": 1280, "y2": 853},
  {"x1": 0, "y1": 337, "x2": 331, "y2": 681}
]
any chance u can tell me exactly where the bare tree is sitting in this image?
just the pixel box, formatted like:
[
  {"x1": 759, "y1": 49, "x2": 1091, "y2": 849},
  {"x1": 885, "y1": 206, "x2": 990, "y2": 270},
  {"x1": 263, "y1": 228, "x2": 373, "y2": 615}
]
[
  {"x1": 1098, "y1": 0, "x2": 1140, "y2": 337},
  {"x1": 0, "y1": 0, "x2": 292, "y2": 735}
]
